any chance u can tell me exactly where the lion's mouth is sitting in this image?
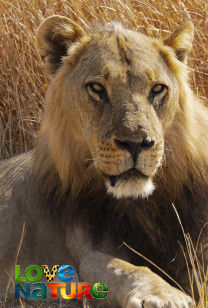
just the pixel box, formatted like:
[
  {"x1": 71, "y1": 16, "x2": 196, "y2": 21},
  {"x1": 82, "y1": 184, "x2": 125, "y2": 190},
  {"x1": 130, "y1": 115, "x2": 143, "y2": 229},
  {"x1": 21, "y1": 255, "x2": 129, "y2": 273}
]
[{"x1": 104, "y1": 168, "x2": 149, "y2": 187}]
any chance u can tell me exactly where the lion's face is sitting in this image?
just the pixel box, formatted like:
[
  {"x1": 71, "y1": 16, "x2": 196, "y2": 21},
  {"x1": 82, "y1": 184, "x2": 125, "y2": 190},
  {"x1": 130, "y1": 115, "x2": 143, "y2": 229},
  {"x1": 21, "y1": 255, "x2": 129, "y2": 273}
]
[
  {"x1": 61, "y1": 26, "x2": 179, "y2": 199},
  {"x1": 37, "y1": 17, "x2": 193, "y2": 199}
]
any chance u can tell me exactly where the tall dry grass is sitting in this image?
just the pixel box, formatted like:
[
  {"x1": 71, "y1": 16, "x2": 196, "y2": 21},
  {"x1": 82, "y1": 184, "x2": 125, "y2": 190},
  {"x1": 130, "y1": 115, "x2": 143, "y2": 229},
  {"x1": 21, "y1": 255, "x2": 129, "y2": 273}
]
[{"x1": 0, "y1": 0, "x2": 207, "y2": 307}]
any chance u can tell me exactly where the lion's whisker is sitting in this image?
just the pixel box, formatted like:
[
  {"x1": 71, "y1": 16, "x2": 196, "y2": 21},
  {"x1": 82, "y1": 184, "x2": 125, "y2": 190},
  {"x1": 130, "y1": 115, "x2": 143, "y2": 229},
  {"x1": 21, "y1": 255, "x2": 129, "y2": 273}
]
[{"x1": 93, "y1": 148, "x2": 102, "y2": 156}]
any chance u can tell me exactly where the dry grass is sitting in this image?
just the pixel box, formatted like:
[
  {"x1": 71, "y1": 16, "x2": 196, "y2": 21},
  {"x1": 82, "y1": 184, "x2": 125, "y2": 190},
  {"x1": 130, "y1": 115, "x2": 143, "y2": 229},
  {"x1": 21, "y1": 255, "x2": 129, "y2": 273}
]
[{"x1": 0, "y1": 0, "x2": 207, "y2": 307}]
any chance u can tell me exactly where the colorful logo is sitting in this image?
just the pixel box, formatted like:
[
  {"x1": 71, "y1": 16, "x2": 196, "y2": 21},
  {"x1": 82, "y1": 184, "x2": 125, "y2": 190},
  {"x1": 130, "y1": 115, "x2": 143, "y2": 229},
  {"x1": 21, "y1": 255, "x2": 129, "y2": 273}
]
[{"x1": 15, "y1": 265, "x2": 108, "y2": 300}]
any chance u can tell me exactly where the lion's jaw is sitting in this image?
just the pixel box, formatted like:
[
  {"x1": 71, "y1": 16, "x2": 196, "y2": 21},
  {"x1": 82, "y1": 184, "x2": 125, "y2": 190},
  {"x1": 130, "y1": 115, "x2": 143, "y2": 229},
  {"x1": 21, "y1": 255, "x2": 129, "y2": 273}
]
[
  {"x1": 92, "y1": 137, "x2": 164, "y2": 199},
  {"x1": 95, "y1": 146, "x2": 162, "y2": 199},
  {"x1": 105, "y1": 173, "x2": 155, "y2": 199},
  {"x1": 92, "y1": 132, "x2": 164, "y2": 199}
]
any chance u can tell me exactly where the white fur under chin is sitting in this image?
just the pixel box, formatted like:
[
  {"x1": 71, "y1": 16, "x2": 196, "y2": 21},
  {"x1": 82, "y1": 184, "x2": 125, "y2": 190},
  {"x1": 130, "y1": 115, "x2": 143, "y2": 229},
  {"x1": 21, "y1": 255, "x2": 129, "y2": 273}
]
[{"x1": 106, "y1": 177, "x2": 155, "y2": 199}]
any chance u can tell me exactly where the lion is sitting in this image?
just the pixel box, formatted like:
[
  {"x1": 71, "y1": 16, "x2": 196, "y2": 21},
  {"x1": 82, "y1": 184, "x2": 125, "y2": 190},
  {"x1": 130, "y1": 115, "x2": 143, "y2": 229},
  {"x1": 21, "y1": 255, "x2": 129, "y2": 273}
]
[{"x1": 0, "y1": 15, "x2": 208, "y2": 307}]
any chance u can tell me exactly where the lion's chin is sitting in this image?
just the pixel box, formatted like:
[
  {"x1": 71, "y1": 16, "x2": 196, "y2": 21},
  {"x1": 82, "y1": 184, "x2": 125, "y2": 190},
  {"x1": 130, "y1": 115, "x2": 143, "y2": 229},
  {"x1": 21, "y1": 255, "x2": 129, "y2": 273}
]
[{"x1": 105, "y1": 176, "x2": 155, "y2": 199}]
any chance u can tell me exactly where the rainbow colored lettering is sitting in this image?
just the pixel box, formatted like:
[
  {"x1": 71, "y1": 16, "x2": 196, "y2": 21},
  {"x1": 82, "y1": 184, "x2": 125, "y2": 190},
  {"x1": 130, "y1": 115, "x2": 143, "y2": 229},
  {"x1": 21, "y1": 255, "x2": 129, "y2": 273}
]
[{"x1": 15, "y1": 265, "x2": 108, "y2": 300}]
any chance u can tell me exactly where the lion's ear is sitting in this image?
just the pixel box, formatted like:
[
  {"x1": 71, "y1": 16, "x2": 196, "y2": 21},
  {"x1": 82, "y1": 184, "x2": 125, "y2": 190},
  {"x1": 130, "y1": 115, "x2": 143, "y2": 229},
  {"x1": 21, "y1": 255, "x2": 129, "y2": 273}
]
[
  {"x1": 36, "y1": 15, "x2": 85, "y2": 76},
  {"x1": 163, "y1": 21, "x2": 194, "y2": 62}
]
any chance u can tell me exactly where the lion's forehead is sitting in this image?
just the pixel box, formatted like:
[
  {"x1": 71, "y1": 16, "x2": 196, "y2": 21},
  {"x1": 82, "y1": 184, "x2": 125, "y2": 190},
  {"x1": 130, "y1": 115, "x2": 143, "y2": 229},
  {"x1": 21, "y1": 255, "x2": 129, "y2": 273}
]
[{"x1": 77, "y1": 29, "x2": 172, "y2": 88}]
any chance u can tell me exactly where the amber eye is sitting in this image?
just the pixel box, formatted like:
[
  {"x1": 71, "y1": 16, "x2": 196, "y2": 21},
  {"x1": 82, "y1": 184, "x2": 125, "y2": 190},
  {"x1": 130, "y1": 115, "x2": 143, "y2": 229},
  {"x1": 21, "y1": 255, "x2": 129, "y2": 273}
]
[
  {"x1": 89, "y1": 83, "x2": 104, "y2": 93},
  {"x1": 86, "y1": 82, "x2": 109, "y2": 103},
  {"x1": 149, "y1": 84, "x2": 168, "y2": 107},
  {"x1": 152, "y1": 84, "x2": 166, "y2": 94}
]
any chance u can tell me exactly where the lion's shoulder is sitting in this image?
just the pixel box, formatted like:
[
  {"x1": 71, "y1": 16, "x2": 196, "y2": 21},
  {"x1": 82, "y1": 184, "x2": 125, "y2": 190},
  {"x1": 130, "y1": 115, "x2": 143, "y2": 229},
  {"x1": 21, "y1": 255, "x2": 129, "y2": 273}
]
[
  {"x1": 0, "y1": 152, "x2": 33, "y2": 208},
  {"x1": 0, "y1": 151, "x2": 33, "y2": 184}
]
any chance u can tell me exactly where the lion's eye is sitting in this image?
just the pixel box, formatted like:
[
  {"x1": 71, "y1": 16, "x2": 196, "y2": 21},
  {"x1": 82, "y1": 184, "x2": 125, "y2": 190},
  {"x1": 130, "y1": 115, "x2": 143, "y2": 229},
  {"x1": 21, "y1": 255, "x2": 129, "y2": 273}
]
[
  {"x1": 86, "y1": 82, "x2": 109, "y2": 103},
  {"x1": 89, "y1": 83, "x2": 103, "y2": 93},
  {"x1": 152, "y1": 84, "x2": 164, "y2": 94},
  {"x1": 149, "y1": 84, "x2": 168, "y2": 107}
]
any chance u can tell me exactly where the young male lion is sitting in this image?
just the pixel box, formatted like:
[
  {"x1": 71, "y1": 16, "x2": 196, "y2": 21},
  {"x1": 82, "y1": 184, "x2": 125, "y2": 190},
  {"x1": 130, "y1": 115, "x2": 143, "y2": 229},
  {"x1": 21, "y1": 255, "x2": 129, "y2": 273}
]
[{"x1": 0, "y1": 16, "x2": 207, "y2": 307}]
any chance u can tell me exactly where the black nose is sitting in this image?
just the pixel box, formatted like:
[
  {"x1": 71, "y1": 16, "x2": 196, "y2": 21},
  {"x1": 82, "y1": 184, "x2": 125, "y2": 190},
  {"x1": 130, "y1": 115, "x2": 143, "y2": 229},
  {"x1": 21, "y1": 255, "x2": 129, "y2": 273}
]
[{"x1": 114, "y1": 137, "x2": 155, "y2": 163}]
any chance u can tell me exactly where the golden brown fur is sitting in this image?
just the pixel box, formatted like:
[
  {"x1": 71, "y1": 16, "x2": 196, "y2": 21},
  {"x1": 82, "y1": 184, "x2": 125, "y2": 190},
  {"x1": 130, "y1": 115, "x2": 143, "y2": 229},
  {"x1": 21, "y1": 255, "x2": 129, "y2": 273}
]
[{"x1": 154, "y1": 39, "x2": 208, "y2": 198}]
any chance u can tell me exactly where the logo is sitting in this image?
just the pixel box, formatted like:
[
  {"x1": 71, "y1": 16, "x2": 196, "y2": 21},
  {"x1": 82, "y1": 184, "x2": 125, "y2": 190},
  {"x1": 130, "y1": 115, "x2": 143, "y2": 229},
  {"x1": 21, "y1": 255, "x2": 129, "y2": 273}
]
[{"x1": 15, "y1": 265, "x2": 108, "y2": 300}]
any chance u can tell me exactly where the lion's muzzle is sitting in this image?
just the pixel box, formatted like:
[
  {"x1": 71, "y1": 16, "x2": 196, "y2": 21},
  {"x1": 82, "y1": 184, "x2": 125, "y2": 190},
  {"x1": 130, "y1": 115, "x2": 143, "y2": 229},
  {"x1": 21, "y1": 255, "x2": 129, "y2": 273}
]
[
  {"x1": 114, "y1": 136, "x2": 155, "y2": 164},
  {"x1": 94, "y1": 134, "x2": 163, "y2": 199}
]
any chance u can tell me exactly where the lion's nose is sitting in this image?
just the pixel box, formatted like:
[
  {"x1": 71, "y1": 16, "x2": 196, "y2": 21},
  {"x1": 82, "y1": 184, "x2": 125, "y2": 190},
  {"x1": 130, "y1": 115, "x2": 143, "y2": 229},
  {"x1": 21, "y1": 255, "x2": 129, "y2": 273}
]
[{"x1": 114, "y1": 137, "x2": 155, "y2": 163}]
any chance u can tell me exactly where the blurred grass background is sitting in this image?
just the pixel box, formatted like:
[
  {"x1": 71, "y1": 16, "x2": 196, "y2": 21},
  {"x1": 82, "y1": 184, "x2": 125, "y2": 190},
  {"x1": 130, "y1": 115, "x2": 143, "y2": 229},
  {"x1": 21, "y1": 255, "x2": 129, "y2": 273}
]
[{"x1": 0, "y1": 0, "x2": 207, "y2": 159}]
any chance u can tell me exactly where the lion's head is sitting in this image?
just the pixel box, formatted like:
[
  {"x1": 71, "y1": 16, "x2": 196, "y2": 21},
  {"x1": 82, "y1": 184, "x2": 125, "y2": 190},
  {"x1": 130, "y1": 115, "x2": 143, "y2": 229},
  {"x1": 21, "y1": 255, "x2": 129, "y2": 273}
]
[{"x1": 36, "y1": 16, "x2": 207, "y2": 200}]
